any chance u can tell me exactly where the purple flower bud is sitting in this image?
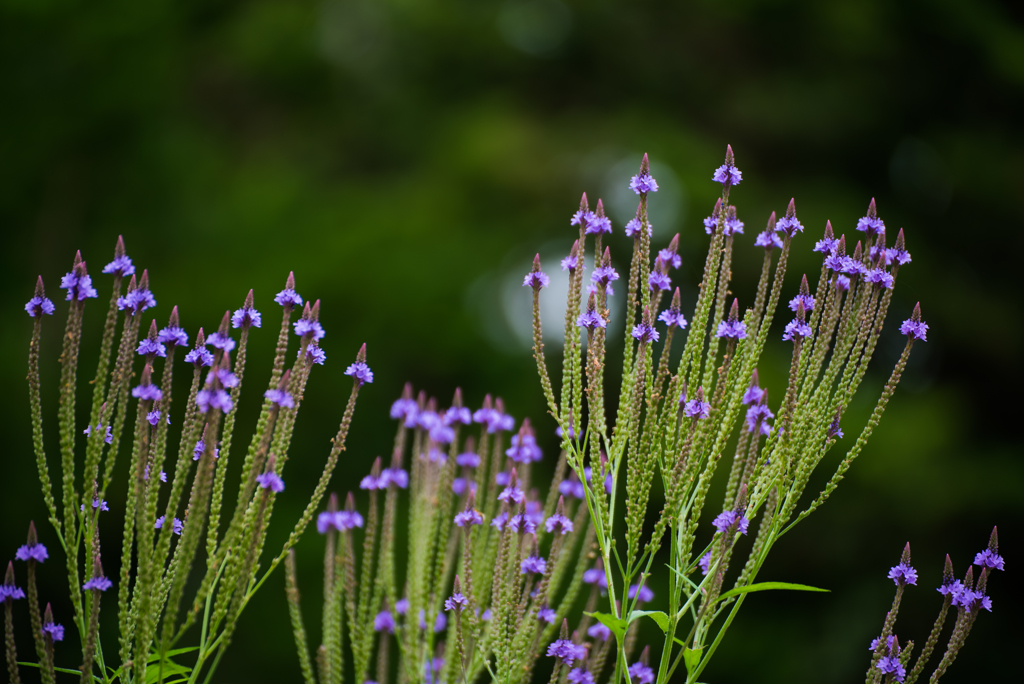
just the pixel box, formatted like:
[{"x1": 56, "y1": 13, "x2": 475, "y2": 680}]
[
  {"x1": 521, "y1": 555, "x2": 547, "y2": 574},
  {"x1": 264, "y1": 388, "x2": 295, "y2": 408},
  {"x1": 628, "y1": 583, "x2": 654, "y2": 603},
  {"x1": 256, "y1": 471, "x2": 285, "y2": 493},
  {"x1": 887, "y1": 562, "x2": 918, "y2": 586},
  {"x1": 444, "y1": 591, "x2": 469, "y2": 612},
  {"x1": 42, "y1": 621, "x2": 64, "y2": 642},
  {"x1": 231, "y1": 305, "x2": 262, "y2": 329},
  {"x1": 345, "y1": 361, "x2": 374, "y2": 385},
  {"x1": 712, "y1": 510, "x2": 749, "y2": 536},
  {"x1": 25, "y1": 295, "x2": 55, "y2": 317},
  {"x1": 15, "y1": 543, "x2": 48, "y2": 563},
  {"x1": 587, "y1": 623, "x2": 611, "y2": 642},
  {"x1": 547, "y1": 639, "x2": 586, "y2": 665},
  {"x1": 82, "y1": 576, "x2": 113, "y2": 592}
]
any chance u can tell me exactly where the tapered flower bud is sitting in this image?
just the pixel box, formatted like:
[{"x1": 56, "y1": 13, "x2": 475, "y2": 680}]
[
  {"x1": 561, "y1": 240, "x2": 580, "y2": 271},
  {"x1": 345, "y1": 344, "x2": 373, "y2": 385},
  {"x1": 586, "y1": 199, "x2": 612, "y2": 235},
  {"x1": 775, "y1": 198, "x2": 803, "y2": 237},
  {"x1": 523, "y1": 254, "x2": 550, "y2": 290},
  {"x1": 716, "y1": 299, "x2": 747, "y2": 340},
  {"x1": 630, "y1": 153, "x2": 659, "y2": 194},
  {"x1": 713, "y1": 145, "x2": 742, "y2": 187},
  {"x1": 857, "y1": 198, "x2": 885, "y2": 236},
  {"x1": 899, "y1": 303, "x2": 928, "y2": 342},
  {"x1": 755, "y1": 211, "x2": 782, "y2": 250}
]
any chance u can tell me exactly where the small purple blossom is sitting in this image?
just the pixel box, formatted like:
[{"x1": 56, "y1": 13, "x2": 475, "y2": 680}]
[
  {"x1": 231, "y1": 306, "x2": 262, "y2": 329},
  {"x1": 583, "y1": 567, "x2": 608, "y2": 588},
  {"x1": 715, "y1": 320, "x2": 747, "y2": 340},
  {"x1": 704, "y1": 214, "x2": 719, "y2": 235},
  {"x1": 506, "y1": 431, "x2": 543, "y2": 463},
  {"x1": 712, "y1": 510, "x2": 750, "y2": 536},
  {"x1": 15, "y1": 543, "x2": 48, "y2": 563},
  {"x1": 304, "y1": 343, "x2": 327, "y2": 365},
  {"x1": 117, "y1": 288, "x2": 155, "y2": 314},
  {"x1": 345, "y1": 362, "x2": 374, "y2": 385},
  {"x1": 25, "y1": 296, "x2": 55, "y2": 317},
  {"x1": 0, "y1": 585, "x2": 26, "y2": 601},
  {"x1": 206, "y1": 331, "x2": 236, "y2": 352},
  {"x1": 814, "y1": 236, "x2": 838, "y2": 254},
  {"x1": 648, "y1": 271, "x2": 671, "y2": 293},
  {"x1": 256, "y1": 471, "x2": 285, "y2": 493},
  {"x1": 547, "y1": 639, "x2": 586, "y2": 666},
  {"x1": 699, "y1": 551, "x2": 713, "y2": 575},
  {"x1": 788, "y1": 293, "x2": 814, "y2": 312},
  {"x1": 712, "y1": 164, "x2": 741, "y2": 187},
  {"x1": 147, "y1": 410, "x2": 161, "y2": 426},
  {"x1": 454, "y1": 509, "x2": 485, "y2": 527},
  {"x1": 628, "y1": 662, "x2": 655, "y2": 684},
  {"x1": 630, "y1": 172, "x2": 659, "y2": 194},
  {"x1": 865, "y1": 267, "x2": 894, "y2": 289},
  {"x1": 275, "y1": 288, "x2": 303, "y2": 308},
  {"x1": 508, "y1": 514, "x2": 537, "y2": 535},
  {"x1": 451, "y1": 478, "x2": 476, "y2": 495},
  {"x1": 684, "y1": 398, "x2": 711, "y2": 420},
  {"x1": 61, "y1": 272, "x2": 99, "y2": 302},
  {"x1": 658, "y1": 248, "x2": 682, "y2": 269},
  {"x1": 264, "y1": 388, "x2": 295, "y2": 408},
  {"x1": 42, "y1": 621, "x2": 64, "y2": 642},
  {"x1": 293, "y1": 319, "x2": 325, "y2": 341},
  {"x1": 444, "y1": 591, "x2": 469, "y2": 612},
  {"x1": 742, "y1": 381, "x2": 765, "y2": 406},
  {"x1": 888, "y1": 562, "x2": 918, "y2": 586},
  {"x1": 857, "y1": 215, "x2": 885, "y2": 236},
  {"x1": 395, "y1": 598, "x2": 410, "y2": 615},
  {"x1": 538, "y1": 606, "x2": 556, "y2": 623},
  {"x1": 84, "y1": 424, "x2": 113, "y2": 445},
  {"x1": 725, "y1": 215, "x2": 745, "y2": 236},
  {"x1": 498, "y1": 484, "x2": 525, "y2": 504},
  {"x1": 745, "y1": 404, "x2": 774, "y2": 436},
  {"x1": 83, "y1": 576, "x2": 113, "y2": 592},
  {"x1": 587, "y1": 622, "x2": 611, "y2": 641},
  {"x1": 755, "y1": 230, "x2": 783, "y2": 250},
  {"x1": 444, "y1": 406, "x2": 472, "y2": 426},
  {"x1": 374, "y1": 610, "x2": 395, "y2": 633},
  {"x1": 103, "y1": 255, "x2": 135, "y2": 277},
  {"x1": 523, "y1": 270, "x2": 551, "y2": 289},
  {"x1": 197, "y1": 388, "x2": 232, "y2": 413},
  {"x1": 591, "y1": 265, "x2": 620, "y2": 296},
  {"x1": 456, "y1": 451, "x2": 480, "y2": 468},
  {"x1": 782, "y1": 319, "x2": 812, "y2": 342},
  {"x1": 132, "y1": 383, "x2": 163, "y2": 402},
  {"x1": 899, "y1": 320, "x2": 928, "y2": 342},
  {"x1": 775, "y1": 216, "x2": 803, "y2": 237},
  {"x1": 521, "y1": 555, "x2": 547, "y2": 574},
  {"x1": 658, "y1": 308, "x2": 688, "y2": 329},
  {"x1": 157, "y1": 325, "x2": 188, "y2": 347},
  {"x1": 545, "y1": 513, "x2": 574, "y2": 535},
  {"x1": 561, "y1": 254, "x2": 578, "y2": 271},
  {"x1": 80, "y1": 498, "x2": 109, "y2": 512},
  {"x1": 571, "y1": 209, "x2": 595, "y2": 228},
  {"x1": 586, "y1": 214, "x2": 612, "y2": 235},
  {"x1": 185, "y1": 347, "x2": 214, "y2": 367},
  {"x1": 631, "y1": 323, "x2": 659, "y2": 343},
  {"x1": 624, "y1": 218, "x2": 651, "y2": 238},
  {"x1": 577, "y1": 309, "x2": 607, "y2": 331},
  {"x1": 490, "y1": 512, "x2": 509, "y2": 531},
  {"x1": 628, "y1": 583, "x2": 654, "y2": 603},
  {"x1": 876, "y1": 653, "x2": 905, "y2": 683},
  {"x1": 973, "y1": 549, "x2": 1005, "y2": 571}
]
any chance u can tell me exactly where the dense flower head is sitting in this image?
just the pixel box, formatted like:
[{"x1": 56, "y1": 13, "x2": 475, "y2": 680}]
[
  {"x1": 293, "y1": 318, "x2": 325, "y2": 341},
  {"x1": 742, "y1": 375, "x2": 765, "y2": 405},
  {"x1": 83, "y1": 576, "x2": 113, "y2": 592},
  {"x1": 0, "y1": 584, "x2": 26, "y2": 601},
  {"x1": 451, "y1": 478, "x2": 476, "y2": 495},
  {"x1": 813, "y1": 235, "x2": 838, "y2": 254},
  {"x1": 865, "y1": 267, "x2": 895, "y2": 289},
  {"x1": 782, "y1": 319, "x2": 812, "y2": 342},
  {"x1": 231, "y1": 305, "x2": 262, "y2": 329},
  {"x1": 473, "y1": 406, "x2": 515, "y2": 433},
  {"x1": 454, "y1": 508, "x2": 485, "y2": 527},
  {"x1": 61, "y1": 272, "x2": 99, "y2": 302},
  {"x1": 590, "y1": 265, "x2": 619, "y2": 295},
  {"x1": 631, "y1": 323, "x2": 659, "y2": 343},
  {"x1": 775, "y1": 216, "x2": 803, "y2": 237},
  {"x1": 624, "y1": 217, "x2": 652, "y2": 238},
  {"x1": 445, "y1": 405, "x2": 472, "y2": 426},
  {"x1": 712, "y1": 510, "x2": 750, "y2": 536},
  {"x1": 755, "y1": 229, "x2": 783, "y2": 250},
  {"x1": 498, "y1": 483, "x2": 525, "y2": 504},
  {"x1": 899, "y1": 306, "x2": 928, "y2": 342},
  {"x1": 132, "y1": 383, "x2": 163, "y2": 402},
  {"x1": 628, "y1": 583, "x2": 654, "y2": 603},
  {"x1": 586, "y1": 213, "x2": 612, "y2": 235},
  {"x1": 559, "y1": 473, "x2": 585, "y2": 500},
  {"x1": 444, "y1": 591, "x2": 469, "y2": 612},
  {"x1": 658, "y1": 246, "x2": 682, "y2": 270},
  {"x1": 836, "y1": 275, "x2": 851, "y2": 291},
  {"x1": 577, "y1": 308, "x2": 607, "y2": 331},
  {"x1": 508, "y1": 513, "x2": 537, "y2": 535},
  {"x1": 304, "y1": 343, "x2": 327, "y2": 365},
  {"x1": 628, "y1": 662, "x2": 655, "y2": 684},
  {"x1": 703, "y1": 214, "x2": 719, "y2": 235},
  {"x1": 684, "y1": 397, "x2": 711, "y2": 420},
  {"x1": 587, "y1": 622, "x2": 611, "y2": 641},
  {"x1": 345, "y1": 361, "x2": 374, "y2": 385},
  {"x1": 788, "y1": 293, "x2": 815, "y2": 312},
  {"x1": 521, "y1": 555, "x2": 547, "y2": 575},
  {"x1": 712, "y1": 164, "x2": 742, "y2": 187},
  {"x1": 745, "y1": 403, "x2": 774, "y2": 436},
  {"x1": 523, "y1": 269, "x2": 551, "y2": 289},
  {"x1": 648, "y1": 270, "x2": 671, "y2": 292},
  {"x1": 42, "y1": 621, "x2": 65, "y2": 642},
  {"x1": 146, "y1": 410, "x2": 161, "y2": 426},
  {"x1": 538, "y1": 606, "x2": 556, "y2": 623},
  {"x1": 374, "y1": 610, "x2": 395, "y2": 633},
  {"x1": 716, "y1": 319, "x2": 747, "y2": 340},
  {"x1": 545, "y1": 513, "x2": 574, "y2": 535},
  {"x1": 185, "y1": 346, "x2": 214, "y2": 367},
  {"x1": 583, "y1": 566, "x2": 608, "y2": 588},
  {"x1": 455, "y1": 450, "x2": 480, "y2": 468},
  {"x1": 888, "y1": 562, "x2": 918, "y2": 586},
  {"x1": 857, "y1": 203, "x2": 885, "y2": 236},
  {"x1": 137, "y1": 338, "x2": 167, "y2": 358},
  {"x1": 103, "y1": 254, "x2": 135, "y2": 277},
  {"x1": 158, "y1": 325, "x2": 188, "y2": 347},
  {"x1": 506, "y1": 430, "x2": 542, "y2": 463},
  {"x1": 117, "y1": 288, "x2": 155, "y2": 314},
  {"x1": 206, "y1": 331, "x2": 236, "y2": 352},
  {"x1": 256, "y1": 471, "x2": 285, "y2": 493},
  {"x1": 630, "y1": 172, "x2": 659, "y2": 194},
  {"x1": 25, "y1": 295, "x2": 56, "y2": 317},
  {"x1": 275, "y1": 288, "x2": 303, "y2": 308},
  {"x1": 264, "y1": 388, "x2": 295, "y2": 408},
  {"x1": 658, "y1": 307, "x2": 688, "y2": 329},
  {"x1": 973, "y1": 549, "x2": 1005, "y2": 571},
  {"x1": 571, "y1": 208, "x2": 595, "y2": 228},
  {"x1": 561, "y1": 254, "x2": 578, "y2": 272},
  {"x1": 84, "y1": 424, "x2": 113, "y2": 445},
  {"x1": 15, "y1": 543, "x2": 48, "y2": 563},
  {"x1": 390, "y1": 396, "x2": 418, "y2": 423},
  {"x1": 699, "y1": 551, "x2": 713, "y2": 575},
  {"x1": 547, "y1": 639, "x2": 586, "y2": 665},
  {"x1": 197, "y1": 388, "x2": 232, "y2": 414}
]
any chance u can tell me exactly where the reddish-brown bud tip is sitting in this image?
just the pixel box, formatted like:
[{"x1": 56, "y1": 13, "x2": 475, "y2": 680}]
[
  {"x1": 595, "y1": 199, "x2": 606, "y2": 217},
  {"x1": 218, "y1": 310, "x2": 230, "y2": 334},
  {"x1": 196, "y1": 327, "x2": 206, "y2": 346},
  {"x1": 532, "y1": 253, "x2": 542, "y2": 271},
  {"x1": 244, "y1": 289, "x2": 254, "y2": 308},
  {"x1": 356, "y1": 342, "x2": 367, "y2": 363},
  {"x1": 35, "y1": 275, "x2": 45, "y2": 297},
  {"x1": 453, "y1": 387, "x2": 463, "y2": 408},
  {"x1": 126, "y1": 274, "x2": 138, "y2": 293},
  {"x1": 169, "y1": 305, "x2": 180, "y2": 328},
  {"x1": 286, "y1": 271, "x2": 296, "y2": 289},
  {"x1": 115, "y1": 235, "x2": 126, "y2": 258},
  {"x1": 786, "y1": 198, "x2": 796, "y2": 219},
  {"x1": 579, "y1": 192, "x2": 589, "y2": 212},
  {"x1": 765, "y1": 211, "x2": 776, "y2": 231},
  {"x1": 867, "y1": 197, "x2": 878, "y2": 219},
  {"x1": 725, "y1": 144, "x2": 735, "y2": 165}
]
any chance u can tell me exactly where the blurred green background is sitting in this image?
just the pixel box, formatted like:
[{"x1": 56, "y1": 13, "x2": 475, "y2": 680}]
[{"x1": 1, "y1": 0, "x2": 1021, "y2": 682}]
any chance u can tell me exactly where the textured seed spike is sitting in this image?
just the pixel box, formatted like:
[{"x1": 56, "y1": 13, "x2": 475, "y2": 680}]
[
  {"x1": 724, "y1": 144, "x2": 735, "y2": 166},
  {"x1": 482, "y1": 394, "x2": 493, "y2": 411},
  {"x1": 988, "y1": 526, "x2": 999, "y2": 553},
  {"x1": 694, "y1": 386, "x2": 705, "y2": 402},
  {"x1": 570, "y1": 239, "x2": 580, "y2": 259},
  {"x1": 556, "y1": 495, "x2": 566, "y2": 517},
  {"x1": 901, "y1": 542, "x2": 912, "y2": 566},
  {"x1": 140, "y1": 363, "x2": 153, "y2": 386},
  {"x1": 796, "y1": 301, "x2": 806, "y2": 322},
  {"x1": 328, "y1": 492, "x2": 339, "y2": 513},
  {"x1": 595, "y1": 199, "x2": 606, "y2": 218},
  {"x1": 640, "y1": 153, "x2": 650, "y2": 175},
  {"x1": 344, "y1": 491, "x2": 356, "y2": 512},
  {"x1": 736, "y1": 483, "x2": 748, "y2": 509},
  {"x1": 895, "y1": 228, "x2": 906, "y2": 251},
  {"x1": 520, "y1": 417, "x2": 532, "y2": 434},
  {"x1": 426, "y1": 397, "x2": 437, "y2": 413},
  {"x1": 73, "y1": 250, "x2": 83, "y2": 269},
  {"x1": 963, "y1": 565, "x2": 974, "y2": 589},
  {"x1": 139, "y1": 268, "x2": 150, "y2": 290},
  {"x1": 942, "y1": 554, "x2": 955, "y2": 586},
  {"x1": 115, "y1": 235, "x2": 126, "y2": 259},
  {"x1": 750, "y1": 369, "x2": 760, "y2": 387},
  {"x1": 874, "y1": 253, "x2": 887, "y2": 270},
  {"x1": 195, "y1": 327, "x2": 206, "y2": 347},
  {"x1": 835, "y1": 234, "x2": 847, "y2": 256},
  {"x1": 43, "y1": 602, "x2": 53, "y2": 625},
  {"x1": 402, "y1": 382, "x2": 414, "y2": 401},
  {"x1": 452, "y1": 387, "x2": 463, "y2": 409},
  {"x1": 285, "y1": 271, "x2": 296, "y2": 290},
  {"x1": 727, "y1": 205, "x2": 738, "y2": 219},
  {"x1": 785, "y1": 198, "x2": 797, "y2": 220},
  {"x1": 300, "y1": 302, "x2": 312, "y2": 322},
  {"x1": 495, "y1": 397, "x2": 505, "y2": 415},
  {"x1": 579, "y1": 192, "x2": 589, "y2": 213},
  {"x1": 453, "y1": 575, "x2": 461, "y2": 594},
  {"x1": 667, "y1": 234, "x2": 680, "y2": 255},
  {"x1": 356, "y1": 342, "x2": 367, "y2": 363},
  {"x1": 147, "y1": 319, "x2": 159, "y2": 341},
  {"x1": 244, "y1": 289, "x2": 254, "y2": 308},
  {"x1": 670, "y1": 287, "x2": 681, "y2": 311},
  {"x1": 765, "y1": 210, "x2": 776, "y2": 231},
  {"x1": 34, "y1": 275, "x2": 45, "y2": 298},
  {"x1": 559, "y1": 619, "x2": 569, "y2": 640},
  {"x1": 977, "y1": 566, "x2": 990, "y2": 594},
  {"x1": 218, "y1": 350, "x2": 232, "y2": 373},
  {"x1": 824, "y1": 220, "x2": 834, "y2": 240},
  {"x1": 642, "y1": 305, "x2": 653, "y2": 326},
  {"x1": 911, "y1": 302, "x2": 922, "y2": 323},
  {"x1": 759, "y1": 388, "x2": 769, "y2": 406},
  {"x1": 370, "y1": 457, "x2": 382, "y2": 477},
  {"x1": 126, "y1": 274, "x2": 138, "y2": 293},
  {"x1": 799, "y1": 274, "x2": 810, "y2": 296},
  {"x1": 713, "y1": 198, "x2": 723, "y2": 218},
  {"x1": 27, "y1": 521, "x2": 38, "y2": 546},
  {"x1": 891, "y1": 635, "x2": 900, "y2": 655},
  {"x1": 867, "y1": 198, "x2": 878, "y2": 219},
  {"x1": 728, "y1": 298, "x2": 740, "y2": 322},
  {"x1": 168, "y1": 305, "x2": 180, "y2": 328},
  {"x1": 417, "y1": 391, "x2": 428, "y2": 411},
  {"x1": 586, "y1": 291, "x2": 597, "y2": 312},
  {"x1": 5, "y1": 560, "x2": 15, "y2": 585},
  {"x1": 217, "y1": 310, "x2": 230, "y2": 336},
  {"x1": 508, "y1": 467, "x2": 519, "y2": 490},
  {"x1": 311, "y1": 299, "x2": 321, "y2": 321},
  {"x1": 852, "y1": 241, "x2": 863, "y2": 262},
  {"x1": 601, "y1": 246, "x2": 611, "y2": 267},
  {"x1": 875, "y1": 230, "x2": 887, "y2": 251}
]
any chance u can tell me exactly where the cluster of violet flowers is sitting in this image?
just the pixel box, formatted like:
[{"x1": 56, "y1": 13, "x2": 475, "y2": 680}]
[{"x1": 7, "y1": 238, "x2": 370, "y2": 684}]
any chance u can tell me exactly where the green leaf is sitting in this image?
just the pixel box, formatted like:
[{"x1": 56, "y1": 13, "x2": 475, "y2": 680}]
[
  {"x1": 717, "y1": 581, "x2": 829, "y2": 602},
  {"x1": 145, "y1": 646, "x2": 199, "y2": 664},
  {"x1": 627, "y1": 610, "x2": 670, "y2": 633},
  {"x1": 144, "y1": 659, "x2": 192, "y2": 684},
  {"x1": 584, "y1": 611, "x2": 626, "y2": 642},
  {"x1": 683, "y1": 646, "x2": 704, "y2": 673}
]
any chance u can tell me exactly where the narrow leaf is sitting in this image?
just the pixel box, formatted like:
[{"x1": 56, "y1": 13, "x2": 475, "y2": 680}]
[{"x1": 717, "y1": 581, "x2": 829, "y2": 602}]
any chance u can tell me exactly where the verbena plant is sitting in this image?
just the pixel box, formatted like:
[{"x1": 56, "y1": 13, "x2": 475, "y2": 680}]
[{"x1": 2, "y1": 254, "x2": 370, "y2": 684}]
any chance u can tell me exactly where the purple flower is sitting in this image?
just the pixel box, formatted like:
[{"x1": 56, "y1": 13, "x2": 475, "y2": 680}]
[
  {"x1": 345, "y1": 362, "x2": 374, "y2": 385},
  {"x1": 256, "y1": 471, "x2": 285, "y2": 493},
  {"x1": 545, "y1": 513, "x2": 574, "y2": 535},
  {"x1": 444, "y1": 591, "x2": 469, "y2": 612},
  {"x1": 547, "y1": 639, "x2": 586, "y2": 665},
  {"x1": 775, "y1": 216, "x2": 803, "y2": 237},
  {"x1": 712, "y1": 164, "x2": 741, "y2": 187},
  {"x1": 725, "y1": 216, "x2": 745, "y2": 236},
  {"x1": 712, "y1": 510, "x2": 750, "y2": 536},
  {"x1": 158, "y1": 326, "x2": 188, "y2": 347},
  {"x1": 586, "y1": 214, "x2": 612, "y2": 235},
  {"x1": 395, "y1": 598, "x2": 410, "y2": 615},
  {"x1": 506, "y1": 432, "x2": 543, "y2": 463},
  {"x1": 888, "y1": 563, "x2": 918, "y2": 586},
  {"x1": 973, "y1": 549, "x2": 1005, "y2": 571},
  {"x1": 231, "y1": 306, "x2": 262, "y2": 329},
  {"x1": 498, "y1": 484, "x2": 525, "y2": 504},
  {"x1": 899, "y1": 320, "x2": 928, "y2": 342},
  {"x1": 381, "y1": 468, "x2": 408, "y2": 488},
  {"x1": 538, "y1": 606, "x2": 556, "y2": 623},
  {"x1": 755, "y1": 230, "x2": 783, "y2": 250},
  {"x1": 15, "y1": 543, "x2": 48, "y2": 563},
  {"x1": 870, "y1": 635, "x2": 895, "y2": 652},
  {"x1": 587, "y1": 622, "x2": 611, "y2": 641},
  {"x1": 523, "y1": 270, "x2": 551, "y2": 289},
  {"x1": 521, "y1": 555, "x2": 547, "y2": 574},
  {"x1": 624, "y1": 218, "x2": 651, "y2": 238},
  {"x1": 876, "y1": 654, "x2": 905, "y2": 683},
  {"x1": 490, "y1": 512, "x2": 509, "y2": 531},
  {"x1": 561, "y1": 254, "x2": 579, "y2": 271},
  {"x1": 591, "y1": 266, "x2": 620, "y2": 296},
  {"x1": 658, "y1": 308, "x2": 688, "y2": 329},
  {"x1": 837, "y1": 275, "x2": 851, "y2": 291},
  {"x1": 275, "y1": 288, "x2": 303, "y2": 308},
  {"x1": 146, "y1": 410, "x2": 161, "y2": 426},
  {"x1": 559, "y1": 474, "x2": 585, "y2": 500},
  {"x1": 742, "y1": 380, "x2": 764, "y2": 406},
  {"x1": 390, "y1": 397, "x2": 418, "y2": 423},
  {"x1": 508, "y1": 514, "x2": 537, "y2": 535},
  {"x1": 454, "y1": 509, "x2": 484, "y2": 527},
  {"x1": 197, "y1": 389, "x2": 232, "y2": 413},
  {"x1": 117, "y1": 288, "x2": 155, "y2": 314},
  {"x1": 207, "y1": 331, "x2": 236, "y2": 352},
  {"x1": 788, "y1": 293, "x2": 815, "y2": 312},
  {"x1": 782, "y1": 319, "x2": 812, "y2": 342},
  {"x1": 335, "y1": 511, "x2": 364, "y2": 530},
  {"x1": 571, "y1": 209, "x2": 595, "y2": 228},
  {"x1": 704, "y1": 215, "x2": 719, "y2": 235},
  {"x1": 890, "y1": 246, "x2": 911, "y2": 266},
  {"x1": 80, "y1": 498, "x2": 109, "y2": 512},
  {"x1": 699, "y1": 551, "x2": 713, "y2": 575},
  {"x1": 648, "y1": 271, "x2": 671, "y2": 292},
  {"x1": 715, "y1": 320, "x2": 747, "y2": 340},
  {"x1": 631, "y1": 323, "x2": 659, "y2": 343},
  {"x1": 418, "y1": 609, "x2": 446, "y2": 633},
  {"x1": 84, "y1": 424, "x2": 113, "y2": 445},
  {"x1": 857, "y1": 215, "x2": 885, "y2": 237},
  {"x1": 577, "y1": 308, "x2": 607, "y2": 331},
  {"x1": 185, "y1": 347, "x2": 214, "y2": 367},
  {"x1": 745, "y1": 404, "x2": 774, "y2": 436},
  {"x1": 264, "y1": 388, "x2": 295, "y2": 408},
  {"x1": 865, "y1": 267, "x2": 894, "y2": 289},
  {"x1": 293, "y1": 319, "x2": 325, "y2": 341},
  {"x1": 456, "y1": 451, "x2": 480, "y2": 468},
  {"x1": 814, "y1": 237, "x2": 838, "y2": 254},
  {"x1": 445, "y1": 406, "x2": 472, "y2": 426},
  {"x1": 42, "y1": 621, "x2": 64, "y2": 642},
  {"x1": 103, "y1": 255, "x2": 135, "y2": 277},
  {"x1": 628, "y1": 583, "x2": 654, "y2": 603},
  {"x1": 0, "y1": 585, "x2": 26, "y2": 601},
  {"x1": 61, "y1": 272, "x2": 99, "y2": 302},
  {"x1": 25, "y1": 296, "x2": 55, "y2": 317},
  {"x1": 628, "y1": 662, "x2": 655, "y2": 684},
  {"x1": 374, "y1": 610, "x2": 395, "y2": 633},
  {"x1": 132, "y1": 383, "x2": 163, "y2": 402},
  {"x1": 827, "y1": 413, "x2": 843, "y2": 439},
  {"x1": 83, "y1": 576, "x2": 113, "y2": 592},
  {"x1": 583, "y1": 567, "x2": 608, "y2": 588},
  {"x1": 451, "y1": 478, "x2": 476, "y2": 496},
  {"x1": 155, "y1": 516, "x2": 183, "y2": 535},
  {"x1": 303, "y1": 343, "x2": 327, "y2": 365},
  {"x1": 630, "y1": 172, "x2": 659, "y2": 194},
  {"x1": 684, "y1": 398, "x2": 711, "y2": 420},
  {"x1": 658, "y1": 248, "x2": 682, "y2": 269}
]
